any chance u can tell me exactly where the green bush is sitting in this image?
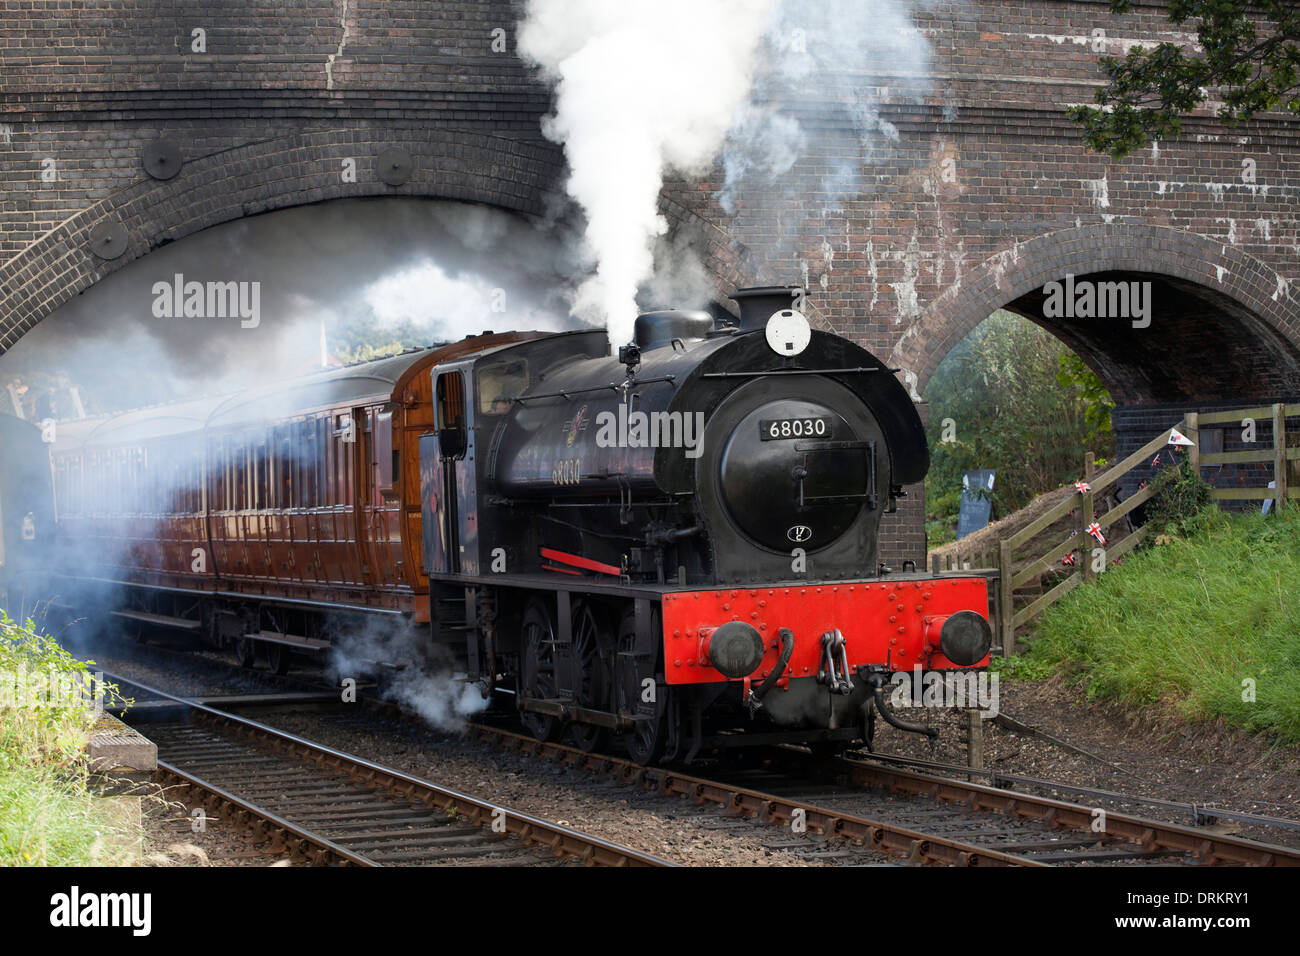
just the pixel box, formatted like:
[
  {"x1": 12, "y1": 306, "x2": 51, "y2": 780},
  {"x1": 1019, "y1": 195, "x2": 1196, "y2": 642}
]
[
  {"x1": 0, "y1": 615, "x2": 136, "y2": 866},
  {"x1": 1143, "y1": 458, "x2": 1213, "y2": 537},
  {"x1": 924, "y1": 311, "x2": 1115, "y2": 538},
  {"x1": 989, "y1": 652, "x2": 1057, "y2": 682}
]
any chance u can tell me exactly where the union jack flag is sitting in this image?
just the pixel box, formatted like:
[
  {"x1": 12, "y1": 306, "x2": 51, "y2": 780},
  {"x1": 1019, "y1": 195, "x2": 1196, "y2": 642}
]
[
  {"x1": 1150, "y1": 453, "x2": 1160, "y2": 467},
  {"x1": 1086, "y1": 521, "x2": 1107, "y2": 545},
  {"x1": 1061, "y1": 552, "x2": 1076, "y2": 567},
  {"x1": 1074, "y1": 480, "x2": 1091, "y2": 494}
]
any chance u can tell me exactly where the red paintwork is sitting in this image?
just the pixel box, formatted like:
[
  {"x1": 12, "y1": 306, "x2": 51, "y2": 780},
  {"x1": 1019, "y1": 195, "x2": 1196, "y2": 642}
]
[
  {"x1": 539, "y1": 547, "x2": 621, "y2": 576},
  {"x1": 660, "y1": 577, "x2": 990, "y2": 686}
]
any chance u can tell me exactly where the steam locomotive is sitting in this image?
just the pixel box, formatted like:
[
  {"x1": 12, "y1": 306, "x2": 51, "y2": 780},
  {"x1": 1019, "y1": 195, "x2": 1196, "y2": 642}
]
[{"x1": 29, "y1": 285, "x2": 991, "y2": 763}]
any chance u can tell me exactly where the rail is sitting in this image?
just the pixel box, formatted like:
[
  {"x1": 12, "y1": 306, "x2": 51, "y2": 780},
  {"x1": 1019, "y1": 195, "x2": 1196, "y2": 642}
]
[{"x1": 106, "y1": 671, "x2": 672, "y2": 867}]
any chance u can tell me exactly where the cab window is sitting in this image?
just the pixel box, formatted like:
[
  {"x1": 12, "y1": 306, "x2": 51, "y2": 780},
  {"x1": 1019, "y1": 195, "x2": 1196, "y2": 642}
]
[{"x1": 476, "y1": 359, "x2": 528, "y2": 415}]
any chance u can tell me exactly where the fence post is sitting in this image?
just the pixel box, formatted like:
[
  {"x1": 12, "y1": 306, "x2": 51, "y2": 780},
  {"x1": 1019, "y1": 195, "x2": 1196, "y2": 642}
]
[
  {"x1": 1080, "y1": 484, "x2": 1095, "y2": 585},
  {"x1": 1084, "y1": 450, "x2": 1095, "y2": 480},
  {"x1": 931, "y1": 554, "x2": 941, "y2": 575},
  {"x1": 1274, "y1": 403, "x2": 1288, "y2": 511},
  {"x1": 1185, "y1": 412, "x2": 1199, "y2": 475},
  {"x1": 998, "y1": 539, "x2": 1013, "y2": 655}
]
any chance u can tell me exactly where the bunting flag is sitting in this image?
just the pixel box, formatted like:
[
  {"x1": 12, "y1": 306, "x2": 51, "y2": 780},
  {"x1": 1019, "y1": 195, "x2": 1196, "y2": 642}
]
[
  {"x1": 1074, "y1": 480, "x2": 1091, "y2": 494},
  {"x1": 1168, "y1": 427, "x2": 1195, "y2": 447},
  {"x1": 1061, "y1": 552, "x2": 1076, "y2": 567},
  {"x1": 1086, "y1": 521, "x2": 1107, "y2": 545},
  {"x1": 1150, "y1": 453, "x2": 1161, "y2": 467}
]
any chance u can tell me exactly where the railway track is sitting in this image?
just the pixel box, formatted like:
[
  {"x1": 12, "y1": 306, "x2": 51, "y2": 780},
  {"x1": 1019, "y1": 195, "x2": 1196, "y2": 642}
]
[
  {"x1": 101, "y1": 653, "x2": 1030, "y2": 865},
  {"x1": 831, "y1": 756, "x2": 1300, "y2": 866},
  {"x1": 98, "y1": 640, "x2": 1300, "y2": 866},
  {"x1": 105, "y1": 672, "x2": 670, "y2": 867},
  {"x1": 833, "y1": 748, "x2": 1300, "y2": 835},
  {"x1": 460, "y1": 725, "x2": 1300, "y2": 866}
]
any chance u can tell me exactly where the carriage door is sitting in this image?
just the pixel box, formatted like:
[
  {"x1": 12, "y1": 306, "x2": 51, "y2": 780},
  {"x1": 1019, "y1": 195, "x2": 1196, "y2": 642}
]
[
  {"x1": 431, "y1": 371, "x2": 467, "y2": 574},
  {"x1": 362, "y1": 408, "x2": 402, "y2": 588}
]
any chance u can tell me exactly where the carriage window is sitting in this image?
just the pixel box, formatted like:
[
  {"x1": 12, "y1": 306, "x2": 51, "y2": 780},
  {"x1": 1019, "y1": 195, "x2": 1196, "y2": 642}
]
[
  {"x1": 436, "y1": 371, "x2": 467, "y2": 460},
  {"x1": 225, "y1": 437, "x2": 236, "y2": 511},
  {"x1": 254, "y1": 440, "x2": 268, "y2": 510},
  {"x1": 277, "y1": 427, "x2": 293, "y2": 509},
  {"x1": 53, "y1": 458, "x2": 66, "y2": 514},
  {"x1": 436, "y1": 371, "x2": 465, "y2": 429},
  {"x1": 296, "y1": 420, "x2": 312, "y2": 508},
  {"x1": 210, "y1": 439, "x2": 224, "y2": 512},
  {"x1": 316, "y1": 417, "x2": 328, "y2": 507},
  {"x1": 375, "y1": 410, "x2": 394, "y2": 493},
  {"x1": 235, "y1": 439, "x2": 249, "y2": 510},
  {"x1": 476, "y1": 359, "x2": 528, "y2": 415}
]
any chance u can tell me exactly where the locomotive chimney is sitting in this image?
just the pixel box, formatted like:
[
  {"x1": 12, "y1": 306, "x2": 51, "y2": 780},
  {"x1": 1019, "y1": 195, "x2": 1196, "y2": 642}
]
[{"x1": 729, "y1": 286, "x2": 805, "y2": 331}]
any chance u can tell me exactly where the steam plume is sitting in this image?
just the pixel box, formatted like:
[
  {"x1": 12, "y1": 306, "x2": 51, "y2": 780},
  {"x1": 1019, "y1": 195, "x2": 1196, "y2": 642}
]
[
  {"x1": 519, "y1": 0, "x2": 933, "y2": 328},
  {"x1": 518, "y1": 0, "x2": 779, "y2": 347}
]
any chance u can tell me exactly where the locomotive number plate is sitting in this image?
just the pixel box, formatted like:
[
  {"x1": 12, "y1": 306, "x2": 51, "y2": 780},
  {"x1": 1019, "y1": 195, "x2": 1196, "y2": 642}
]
[{"x1": 760, "y1": 417, "x2": 831, "y2": 441}]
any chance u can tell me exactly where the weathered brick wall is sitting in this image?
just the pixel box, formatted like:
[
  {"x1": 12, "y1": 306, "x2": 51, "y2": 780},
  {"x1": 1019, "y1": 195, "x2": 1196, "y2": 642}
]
[
  {"x1": 663, "y1": 2, "x2": 1300, "y2": 408},
  {"x1": 3, "y1": 0, "x2": 1300, "y2": 565}
]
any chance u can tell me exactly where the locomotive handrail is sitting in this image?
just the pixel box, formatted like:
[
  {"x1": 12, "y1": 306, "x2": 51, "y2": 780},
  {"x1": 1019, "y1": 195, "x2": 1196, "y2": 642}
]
[
  {"x1": 510, "y1": 375, "x2": 677, "y2": 403},
  {"x1": 701, "y1": 366, "x2": 894, "y2": 378}
]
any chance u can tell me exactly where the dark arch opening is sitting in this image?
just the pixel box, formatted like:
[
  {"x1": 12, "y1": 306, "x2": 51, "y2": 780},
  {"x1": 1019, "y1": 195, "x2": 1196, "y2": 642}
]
[{"x1": 1005, "y1": 270, "x2": 1300, "y2": 406}]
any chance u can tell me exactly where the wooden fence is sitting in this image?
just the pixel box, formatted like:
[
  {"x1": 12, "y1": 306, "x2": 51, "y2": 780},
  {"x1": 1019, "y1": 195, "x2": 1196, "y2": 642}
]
[{"x1": 929, "y1": 402, "x2": 1300, "y2": 655}]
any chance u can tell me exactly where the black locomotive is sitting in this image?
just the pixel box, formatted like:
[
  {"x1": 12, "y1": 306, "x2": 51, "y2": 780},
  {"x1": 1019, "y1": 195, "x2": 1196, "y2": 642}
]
[{"x1": 421, "y1": 286, "x2": 991, "y2": 762}]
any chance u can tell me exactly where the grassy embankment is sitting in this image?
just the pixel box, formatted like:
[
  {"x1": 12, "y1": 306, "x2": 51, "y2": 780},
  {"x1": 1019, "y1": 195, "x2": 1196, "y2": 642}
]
[
  {"x1": 0, "y1": 614, "x2": 137, "y2": 865},
  {"x1": 997, "y1": 506, "x2": 1300, "y2": 745}
]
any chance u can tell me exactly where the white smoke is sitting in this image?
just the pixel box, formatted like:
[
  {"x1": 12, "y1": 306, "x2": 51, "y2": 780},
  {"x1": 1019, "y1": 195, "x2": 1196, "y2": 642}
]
[
  {"x1": 518, "y1": 0, "x2": 779, "y2": 347},
  {"x1": 519, "y1": 0, "x2": 934, "y2": 330},
  {"x1": 719, "y1": 0, "x2": 932, "y2": 215},
  {"x1": 328, "y1": 622, "x2": 489, "y2": 732},
  {"x1": 0, "y1": 198, "x2": 583, "y2": 414}
]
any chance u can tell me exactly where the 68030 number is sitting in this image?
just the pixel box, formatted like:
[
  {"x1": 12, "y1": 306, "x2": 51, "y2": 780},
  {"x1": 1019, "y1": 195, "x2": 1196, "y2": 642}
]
[{"x1": 759, "y1": 417, "x2": 830, "y2": 441}]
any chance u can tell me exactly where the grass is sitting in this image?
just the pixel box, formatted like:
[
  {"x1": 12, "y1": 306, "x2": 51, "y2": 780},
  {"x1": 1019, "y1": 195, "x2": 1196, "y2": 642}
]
[
  {"x1": 1006, "y1": 507, "x2": 1300, "y2": 744},
  {"x1": 0, "y1": 614, "x2": 138, "y2": 866}
]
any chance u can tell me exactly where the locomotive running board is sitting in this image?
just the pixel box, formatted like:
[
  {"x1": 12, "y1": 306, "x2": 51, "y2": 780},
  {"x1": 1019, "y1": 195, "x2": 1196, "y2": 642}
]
[
  {"x1": 110, "y1": 609, "x2": 202, "y2": 631},
  {"x1": 242, "y1": 630, "x2": 331, "y2": 652},
  {"x1": 520, "y1": 696, "x2": 642, "y2": 732}
]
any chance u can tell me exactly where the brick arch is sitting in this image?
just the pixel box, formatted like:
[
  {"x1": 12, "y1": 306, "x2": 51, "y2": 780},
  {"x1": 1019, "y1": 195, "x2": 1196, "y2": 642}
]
[
  {"x1": 0, "y1": 128, "x2": 766, "y2": 352},
  {"x1": 891, "y1": 223, "x2": 1299, "y2": 402}
]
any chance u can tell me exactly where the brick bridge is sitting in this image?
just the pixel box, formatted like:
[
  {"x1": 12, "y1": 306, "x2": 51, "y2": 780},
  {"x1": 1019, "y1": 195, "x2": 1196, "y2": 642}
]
[{"x1": 2, "y1": 0, "x2": 1298, "y2": 561}]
